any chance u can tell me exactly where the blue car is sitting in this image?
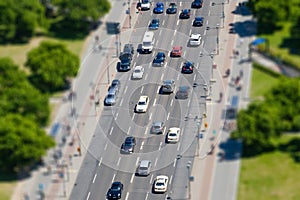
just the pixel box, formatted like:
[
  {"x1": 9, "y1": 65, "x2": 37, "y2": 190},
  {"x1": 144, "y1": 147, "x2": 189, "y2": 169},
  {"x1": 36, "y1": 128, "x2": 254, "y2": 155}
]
[
  {"x1": 153, "y1": 2, "x2": 164, "y2": 14},
  {"x1": 149, "y1": 19, "x2": 160, "y2": 30}
]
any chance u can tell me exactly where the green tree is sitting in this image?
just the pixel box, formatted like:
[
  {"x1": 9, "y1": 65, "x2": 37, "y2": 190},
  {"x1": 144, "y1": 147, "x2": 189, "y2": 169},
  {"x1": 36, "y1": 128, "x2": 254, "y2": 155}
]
[
  {"x1": 0, "y1": 0, "x2": 47, "y2": 43},
  {"x1": 0, "y1": 114, "x2": 55, "y2": 172},
  {"x1": 0, "y1": 58, "x2": 50, "y2": 126},
  {"x1": 50, "y1": 0, "x2": 111, "y2": 35},
  {"x1": 25, "y1": 41, "x2": 79, "y2": 92}
]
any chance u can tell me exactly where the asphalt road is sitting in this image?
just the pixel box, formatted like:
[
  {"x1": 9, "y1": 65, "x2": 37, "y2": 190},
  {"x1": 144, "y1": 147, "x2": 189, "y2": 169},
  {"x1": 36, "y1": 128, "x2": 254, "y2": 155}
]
[{"x1": 70, "y1": 1, "x2": 223, "y2": 200}]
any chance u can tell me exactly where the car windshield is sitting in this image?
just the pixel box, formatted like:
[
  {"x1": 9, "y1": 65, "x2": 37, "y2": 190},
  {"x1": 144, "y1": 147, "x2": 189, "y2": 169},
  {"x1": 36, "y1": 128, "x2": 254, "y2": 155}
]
[
  {"x1": 107, "y1": 94, "x2": 115, "y2": 98},
  {"x1": 169, "y1": 133, "x2": 177, "y2": 136},
  {"x1": 138, "y1": 101, "x2": 146, "y2": 105},
  {"x1": 143, "y1": 41, "x2": 152, "y2": 46},
  {"x1": 142, "y1": 0, "x2": 149, "y2": 3},
  {"x1": 134, "y1": 69, "x2": 141, "y2": 73},
  {"x1": 156, "y1": 182, "x2": 165, "y2": 186},
  {"x1": 139, "y1": 166, "x2": 148, "y2": 170}
]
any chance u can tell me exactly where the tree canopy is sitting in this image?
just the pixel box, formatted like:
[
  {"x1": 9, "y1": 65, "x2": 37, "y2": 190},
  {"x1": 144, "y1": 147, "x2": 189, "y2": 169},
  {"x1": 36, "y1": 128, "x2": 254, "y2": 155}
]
[
  {"x1": 26, "y1": 41, "x2": 79, "y2": 93},
  {"x1": 232, "y1": 78, "x2": 300, "y2": 156},
  {"x1": 0, "y1": 58, "x2": 50, "y2": 126},
  {"x1": 0, "y1": 0, "x2": 47, "y2": 43},
  {"x1": 0, "y1": 114, "x2": 55, "y2": 172}
]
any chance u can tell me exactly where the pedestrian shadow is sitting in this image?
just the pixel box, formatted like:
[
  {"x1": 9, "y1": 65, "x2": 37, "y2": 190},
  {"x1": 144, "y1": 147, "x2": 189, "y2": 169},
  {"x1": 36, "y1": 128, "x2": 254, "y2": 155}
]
[{"x1": 218, "y1": 139, "x2": 243, "y2": 162}]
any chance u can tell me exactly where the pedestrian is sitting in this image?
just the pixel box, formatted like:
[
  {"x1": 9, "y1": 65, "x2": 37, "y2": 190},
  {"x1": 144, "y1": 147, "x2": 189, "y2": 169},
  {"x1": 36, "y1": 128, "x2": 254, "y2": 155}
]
[
  {"x1": 235, "y1": 76, "x2": 240, "y2": 85},
  {"x1": 94, "y1": 35, "x2": 99, "y2": 43},
  {"x1": 219, "y1": 92, "x2": 223, "y2": 102},
  {"x1": 225, "y1": 68, "x2": 230, "y2": 77}
]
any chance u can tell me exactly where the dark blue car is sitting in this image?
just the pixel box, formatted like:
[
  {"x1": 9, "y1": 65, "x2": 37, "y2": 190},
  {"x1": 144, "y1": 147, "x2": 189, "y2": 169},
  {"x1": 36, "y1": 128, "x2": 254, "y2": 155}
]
[
  {"x1": 193, "y1": 16, "x2": 204, "y2": 26},
  {"x1": 153, "y1": 52, "x2": 166, "y2": 66},
  {"x1": 179, "y1": 9, "x2": 191, "y2": 19},
  {"x1": 154, "y1": 2, "x2": 164, "y2": 14},
  {"x1": 167, "y1": 3, "x2": 177, "y2": 14},
  {"x1": 181, "y1": 61, "x2": 194, "y2": 74},
  {"x1": 191, "y1": 0, "x2": 203, "y2": 8},
  {"x1": 149, "y1": 19, "x2": 160, "y2": 30}
]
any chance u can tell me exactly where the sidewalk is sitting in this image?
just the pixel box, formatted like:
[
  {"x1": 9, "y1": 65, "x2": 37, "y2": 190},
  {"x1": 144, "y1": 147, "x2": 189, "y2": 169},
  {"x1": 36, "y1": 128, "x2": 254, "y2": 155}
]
[{"x1": 11, "y1": 0, "x2": 140, "y2": 199}]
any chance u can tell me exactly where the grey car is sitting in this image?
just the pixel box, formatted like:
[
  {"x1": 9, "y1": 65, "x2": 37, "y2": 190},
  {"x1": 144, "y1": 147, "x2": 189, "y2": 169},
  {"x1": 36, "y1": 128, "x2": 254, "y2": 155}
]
[
  {"x1": 175, "y1": 86, "x2": 190, "y2": 99},
  {"x1": 151, "y1": 121, "x2": 165, "y2": 134},
  {"x1": 161, "y1": 80, "x2": 175, "y2": 94}
]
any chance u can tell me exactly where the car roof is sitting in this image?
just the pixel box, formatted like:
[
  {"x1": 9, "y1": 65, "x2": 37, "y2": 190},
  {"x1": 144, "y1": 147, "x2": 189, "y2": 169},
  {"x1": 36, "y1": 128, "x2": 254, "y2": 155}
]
[
  {"x1": 191, "y1": 33, "x2": 201, "y2": 39},
  {"x1": 169, "y1": 127, "x2": 180, "y2": 132},
  {"x1": 195, "y1": 16, "x2": 203, "y2": 20},
  {"x1": 173, "y1": 46, "x2": 182, "y2": 50},
  {"x1": 153, "y1": 121, "x2": 163, "y2": 126},
  {"x1": 139, "y1": 95, "x2": 148, "y2": 101}
]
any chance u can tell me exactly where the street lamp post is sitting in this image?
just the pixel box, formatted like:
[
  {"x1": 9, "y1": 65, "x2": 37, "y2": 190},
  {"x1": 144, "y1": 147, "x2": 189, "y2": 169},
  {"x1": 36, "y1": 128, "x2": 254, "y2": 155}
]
[
  {"x1": 196, "y1": 119, "x2": 201, "y2": 157},
  {"x1": 186, "y1": 161, "x2": 192, "y2": 199}
]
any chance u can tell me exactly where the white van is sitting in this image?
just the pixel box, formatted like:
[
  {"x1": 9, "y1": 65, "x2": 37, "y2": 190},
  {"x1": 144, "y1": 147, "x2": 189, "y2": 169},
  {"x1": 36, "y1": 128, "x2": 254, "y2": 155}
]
[{"x1": 142, "y1": 31, "x2": 154, "y2": 53}]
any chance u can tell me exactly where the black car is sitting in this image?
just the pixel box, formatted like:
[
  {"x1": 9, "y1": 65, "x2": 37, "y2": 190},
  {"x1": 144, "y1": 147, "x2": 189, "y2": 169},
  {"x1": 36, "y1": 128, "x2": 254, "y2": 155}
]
[
  {"x1": 152, "y1": 52, "x2": 166, "y2": 66},
  {"x1": 193, "y1": 16, "x2": 204, "y2": 26},
  {"x1": 181, "y1": 61, "x2": 194, "y2": 74},
  {"x1": 118, "y1": 52, "x2": 132, "y2": 71},
  {"x1": 121, "y1": 136, "x2": 136, "y2": 153},
  {"x1": 107, "y1": 182, "x2": 123, "y2": 199},
  {"x1": 191, "y1": 0, "x2": 203, "y2": 8},
  {"x1": 166, "y1": 3, "x2": 177, "y2": 14},
  {"x1": 179, "y1": 9, "x2": 191, "y2": 19},
  {"x1": 175, "y1": 86, "x2": 190, "y2": 99}
]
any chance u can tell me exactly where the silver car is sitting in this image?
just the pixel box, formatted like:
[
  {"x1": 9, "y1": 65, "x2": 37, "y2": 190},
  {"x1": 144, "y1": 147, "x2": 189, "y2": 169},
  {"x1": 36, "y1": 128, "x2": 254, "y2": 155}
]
[
  {"x1": 161, "y1": 80, "x2": 175, "y2": 94},
  {"x1": 151, "y1": 121, "x2": 165, "y2": 134}
]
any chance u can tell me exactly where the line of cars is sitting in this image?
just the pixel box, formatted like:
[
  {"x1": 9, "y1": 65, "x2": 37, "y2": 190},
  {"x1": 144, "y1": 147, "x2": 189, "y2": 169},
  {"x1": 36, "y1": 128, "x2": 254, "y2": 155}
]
[{"x1": 106, "y1": 0, "x2": 204, "y2": 198}]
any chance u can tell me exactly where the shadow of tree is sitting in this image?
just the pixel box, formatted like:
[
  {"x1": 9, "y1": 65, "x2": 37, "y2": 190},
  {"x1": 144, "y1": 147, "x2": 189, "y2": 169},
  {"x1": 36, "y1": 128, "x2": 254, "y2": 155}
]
[
  {"x1": 218, "y1": 138, "x2": 243, "y2": 162},
  {"x1": 278, "y1": 137, "x2": 300, "y2": 163}
]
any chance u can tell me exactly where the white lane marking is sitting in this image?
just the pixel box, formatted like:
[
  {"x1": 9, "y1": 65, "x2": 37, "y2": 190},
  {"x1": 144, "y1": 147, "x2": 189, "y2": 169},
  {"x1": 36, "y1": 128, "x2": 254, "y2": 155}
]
[
  {"x1": 124, "y1": 86, "x2": 128, "y2": 94},
  {"x1": 193, "y1": 74, "x2": 197, "y2": 81},
  {"x1": 136, "y1": 157, "x2": 140, "y2": 166},
  {"x1": 170, "y1": 99, "x2": 173, "y2": 107},
  {"x1": 187, "y1": 99, "x2": 190, "y2": 107},
  {"x1": 177, "y1": 142, "x2": 181, "y2": 151},
  {"x1": 161, "y1": 73, "x2": 164, "y2": 81},
  {"x1": 145, "y1": 192, "x2": 149, "y2": 200},
  {"x1": 134, "y1": 62, "x2": 136, "y2": 66},
  {"x1": 141, "y1": 86, "x2": 144, "y2": 94},
  {"x1": 112, "y1": 174, "x2": 116, "y2": 182},
  {"x1": 157, "y1": 86, "x2": 160, "y2": 94},
  {"x1": 145, "y1": 127, "x2": 149, "y2": 135},
  {"x1": 137, "y1": 53, "x2": 140, "y2": 58},
  {"x1": 159, "y1": 30, "x2": 162, "y2": 36},
  {"x1": 183, "y1": 51, "x2": 186, "y2": 57},
  {"x1": 104, "y1": 143, "x2": 108, "y2": 150},
  {"x1": 98, "y1": 157, "x2": 103, "y2": 166},
  {"x1": 150, "y1": 174, "x2": 154, "y2": 184},
  {"x1": 125, "y1": 192, "x2": 129, "y2": 200},
  {"x1": 128, "y1": 126, "x2": 131, "y2": 135},
  {"x1": 86, "y1": 192, "x2": 91, "y2": 200},
  {"x1": 169, "y1": 175, "x2": 173, "y2": 185},
  {"x1": 159, "y1": 142, "x2": 162, "y2": 150},
  {"x1": 153, "y1": 98, "x2": 157, "y2": 106},
  {"x1": 177, "y1": 74, "x2": 180, "y2": 80},
  {"x1": 93, "y1": 174, "x2": 97, "y2": 183},
  {"x1": 189, "y1": 29, "x2": 192, "y2": 35},
  {"x1": 171, "y1": 40, "x2": 174, "y2": 46},
  {"x1": 206, "y1": 20, "x2": 209, "y2": 25},
  {"x1": 120, "y1": 98, "x2": 123, "y2": 106},
  {"x1": 130, "y1": 173, "x2": 135, "y2": 183},
  {"x1": 140, "y1": 141, "x2": 145, "y2": 150},
  {"x1": 117, "y1": 157, "x2": 121, "y2": 166},
  {"x1": 173, "y1": 158, "x2": 177, "y2": 167},
  {"x1": 115, "y1": 112, "x2": 119, "y2": 120},
  {"x1": 196, "y1": 63, "x2": 199, "y2": 69},
  {"x1": 149, "y1": 113, "x2": 152, "y2": 120},
  {"x1": 133, "y1": 113, "x2": 136, "y2": 120},
  {"x1": 162, "y1": 20, "x2": 165, "y2": 26},
  {"x1": 174, "y1": 30, "x2": 177, "y2": 36},
  {"x1": 177, "y1": 20, "x2": 179, "y2": 26},
  {"x1": 154, "y1": 158, "x2": 158, "y2": 167},
  {"x1": 167, "y1": 112, "x2": 170, "y2": 120},
  {"x1": 109, "y1": 127, "x2": 114, "y2": 135},
  {"x1": 145, "y1": 73, "x2": 148, "y2": 80},
  {"x1": 164, "y1": 61, "x2": 167, "y2": 68}
]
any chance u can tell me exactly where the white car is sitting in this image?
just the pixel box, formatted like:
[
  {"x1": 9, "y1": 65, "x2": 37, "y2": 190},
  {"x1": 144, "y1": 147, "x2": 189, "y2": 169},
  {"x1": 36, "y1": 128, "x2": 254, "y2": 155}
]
[
  {"x1": 140, "y1": 0, "x2": 151, "y2": 10},
  {"x1": 154, "y1": 175, "x2": 169, "y2": 193},
  {"x1": 135, "y1": 96, "x2": 149, "y2": 113},
  {"x1": 167, "y1": 127, "x2": 180, "y2": 143},
  {"x1": 189, "y1": 33, "x2": 201, "y2": 46},
  {"x1": 132, "y1": 65, "x2": 144, "y2": 79}
]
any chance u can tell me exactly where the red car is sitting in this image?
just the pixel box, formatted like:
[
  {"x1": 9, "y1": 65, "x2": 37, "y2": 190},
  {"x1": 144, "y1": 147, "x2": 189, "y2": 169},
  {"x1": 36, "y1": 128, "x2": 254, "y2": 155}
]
[{"x1": 171, "y1": 46, "x2": 183, "y2": 57}]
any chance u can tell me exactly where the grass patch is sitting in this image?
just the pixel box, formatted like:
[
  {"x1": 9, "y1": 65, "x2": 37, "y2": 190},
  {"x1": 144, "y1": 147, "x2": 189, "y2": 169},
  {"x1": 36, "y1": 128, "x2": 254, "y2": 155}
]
[
  {"x1": 0, "y1": 174, "x2": 18, "y2": 200},
  {"x1": 250, "y1": 66, "x2": 280, "y2": 98},
  {"x1": 259, "y1": 23, "x2": 300, "y2": 70},
  {"x1": 0, "y1": 36, "x2": 85, "y2": 68},
  {"x1": 238, "y1": 135, "x2": 300, "y2": 200}
]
